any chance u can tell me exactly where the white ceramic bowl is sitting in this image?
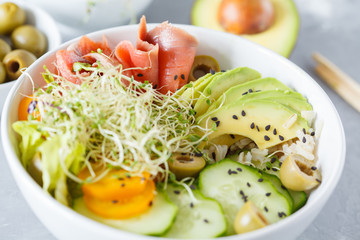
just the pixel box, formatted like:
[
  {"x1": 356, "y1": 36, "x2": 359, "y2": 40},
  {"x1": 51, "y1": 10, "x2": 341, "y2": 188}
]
[
  {"x1": 0, "y1": 0, "x2": 61, "y2": 113},
  {"x1": 1, "y1": 24, "x2": 345, "y2": 240},
  {"x1": 26, "y1": 0, "x2": 153, "y2": 34}
]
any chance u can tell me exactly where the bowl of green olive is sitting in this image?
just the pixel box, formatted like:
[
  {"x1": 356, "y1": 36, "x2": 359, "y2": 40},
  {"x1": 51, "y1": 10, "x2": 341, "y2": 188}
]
[{"x1": 0, "y1": 0, "x2": 61, "y2": 113}]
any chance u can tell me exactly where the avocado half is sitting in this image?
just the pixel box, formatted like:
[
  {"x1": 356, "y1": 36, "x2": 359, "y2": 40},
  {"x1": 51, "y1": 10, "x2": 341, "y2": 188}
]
[{"x1": 191, "y1": 0, "x2": 300, "y2": 57}]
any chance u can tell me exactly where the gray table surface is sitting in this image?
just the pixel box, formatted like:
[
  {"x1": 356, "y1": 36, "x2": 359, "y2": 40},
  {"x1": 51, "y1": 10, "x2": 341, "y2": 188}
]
[{"x1": 1, "y1": 0, "x2": 359, "y2": 239}]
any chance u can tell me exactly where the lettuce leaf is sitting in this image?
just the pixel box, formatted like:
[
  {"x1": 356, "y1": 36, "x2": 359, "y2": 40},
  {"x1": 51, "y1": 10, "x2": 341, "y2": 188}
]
[{"x1": 12, "y1": 121, "x2": 46, "y2": 168}]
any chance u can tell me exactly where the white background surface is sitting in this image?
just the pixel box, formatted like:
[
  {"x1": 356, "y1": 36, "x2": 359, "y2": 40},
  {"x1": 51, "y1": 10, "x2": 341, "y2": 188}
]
[{"x1": 1, "y1": 0, "x2": 359, "y2": 239}]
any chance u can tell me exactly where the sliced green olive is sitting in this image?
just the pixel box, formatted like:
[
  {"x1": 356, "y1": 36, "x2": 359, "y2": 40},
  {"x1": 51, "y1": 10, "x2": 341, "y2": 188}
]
[
  {"x1": 279, "y1": 154, "x2": 321, "y2": 191},
  {"x1": 234, "y1": 201, "x2": 268, "y2": 234},
  {"x1": 3, "y1": 49, "x2": 37, "y2": 80},
  {"x1": 188, "y1": 55, "x2": 221, "y2": 82},
  {"x1": 11, "y1": 25, "x2": 47, "y2": 57},
  {"x1": 0, "y1": 62, "x2": 6, "y2": 83},
  {"x1": 28, "y1": 152, "x2": 43, "y2": 185},
  {"x1": 0, "y1": 2, "x2": 26, "y2": 35},
  {"x1": 168, "y1": 152, "x2": 206, "y2": 179},
  {"x1": 0, "y1": 38, "x2": 11, "y2": 61}
]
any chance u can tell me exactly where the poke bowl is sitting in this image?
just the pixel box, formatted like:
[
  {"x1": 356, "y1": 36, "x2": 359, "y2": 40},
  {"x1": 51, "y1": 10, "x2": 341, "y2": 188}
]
[{"x1": 1, "y1": 18, "x2": 345, "y2": 240}]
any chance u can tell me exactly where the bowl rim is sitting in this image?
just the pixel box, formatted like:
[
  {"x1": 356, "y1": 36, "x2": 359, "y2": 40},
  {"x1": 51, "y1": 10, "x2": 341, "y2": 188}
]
[
  {"x1": 0, "y1": 0, "x2": 62, "y2": 89},
  {"x1": 1, "y1": 23, "x2": 346, "y2": 240}
]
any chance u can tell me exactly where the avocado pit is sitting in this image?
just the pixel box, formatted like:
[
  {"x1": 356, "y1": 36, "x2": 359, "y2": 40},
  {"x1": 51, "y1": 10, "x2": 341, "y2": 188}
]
[{"x1": 218, "y1": 0, "x2": 275, "y2": 35}]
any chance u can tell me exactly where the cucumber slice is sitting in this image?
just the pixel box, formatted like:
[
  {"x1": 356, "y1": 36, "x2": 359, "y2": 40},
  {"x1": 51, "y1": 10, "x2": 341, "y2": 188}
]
[
  {"x1": 165, "y1": 184, "x2": 227, "y2": 238},
  {"x1": 73, "y1": 191, "x2": 177, "y2": 236},
  {"x1": 288, "y1": 190, "x2": 307, "y2": 212},
  {"x1": 199, "y1": 159, "x2": 292, "y2": 235},
  {"x1": 261, "y1": 171, "x2": 294, "y2": 212}
]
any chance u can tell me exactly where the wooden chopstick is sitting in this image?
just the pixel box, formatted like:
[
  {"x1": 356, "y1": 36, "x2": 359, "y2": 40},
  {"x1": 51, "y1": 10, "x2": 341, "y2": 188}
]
[{"x1": 313, "y1": 52, "x2": 360, "y2": 112}]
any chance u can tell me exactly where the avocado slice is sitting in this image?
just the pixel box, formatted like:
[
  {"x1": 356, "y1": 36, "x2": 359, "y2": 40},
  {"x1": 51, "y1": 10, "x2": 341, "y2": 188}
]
[
  {"x1": 198, "y1": 99, "x2": 309, "y2": 149},
  {"x1": 194, "y1": 67, "x2": 261, "y2": 117},
  {"x1": 177, "y1": 72, "x2": 222, "y2": 105},
  {"x1": 191, "y1": 0, "x2": 299, "y2": 57}
]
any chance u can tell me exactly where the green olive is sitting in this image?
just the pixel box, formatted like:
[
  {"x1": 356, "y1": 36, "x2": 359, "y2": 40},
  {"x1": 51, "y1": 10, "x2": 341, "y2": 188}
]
[
  {"x1": 279, "y1": 154, "x2": 321, "y2": 191},
  {"x1": 168, "y1": 152, "x2": 206, "y2": 179},
  {"x1": 0, "y1": 38, "x2": 11, "y2": 61},
  {"x1": 3, "y1": 49, "x2": 37, "y2": 80},
  {"x1": 188, "y1": 55, "x2": 221, "y2": 82},
  {"x1": 0, "y1": 2, "x2": 26, "y2": 35},
  {"x1": 0, "y1": 62, "x2": 6, "y2": 83},
  {"x1": 11, "y1": 25, "x2": 47, "y2": 57},
  {"x1": 234, "y1": 201, "x2": 268, "y2": 234}
]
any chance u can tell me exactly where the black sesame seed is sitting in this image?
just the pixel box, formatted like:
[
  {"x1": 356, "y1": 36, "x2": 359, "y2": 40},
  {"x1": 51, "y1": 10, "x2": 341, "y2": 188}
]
[
  {"x1": 279, "y1": 135, "x2": 284, "y2": 141},
  {"x1": 204, "y1": 219, "x2": 209, "y2": 223},
  {"x1": 258, "y1": 178, "x2": 263, "y2": 182},
  {"x1": 265, "y1": 125, "x2": 271, "y2": 131},
  {"x1": 195, "y1": 152, "x2": 203, "y2": 157},
  {"x1": 249, "y1": 89, "x2": 253, "y2": 93},
  {"x1": 190, "y1": 202, "x2": 194, "y2": 208},
  {"x1": 311, "y1": 132, "x2": 315, "y2": 136},
  {"x1": 190, "y1": 184, "x2": 196, "y2": 190},
  {"x1": 302, "y1": 137, "x2": 307, "y2": 143},
  {"x1": 256, "y1": 125, "x2": 260, "y2": 132},
  {"x1": 247, "y1": 182, "x2": 251, "y2": 187},
  {"x1": 173, "y1": 190, "x2": 180, "y2": 195},
  {"x1": 250, "y1": 122, "x2": 255, "y2": 129},
  {"x1": 181, "y1": 152, "x2": 187, "y2": 155},
  {"x1": 316, "y1": 178, "x2": 322, "y2": 183},
  {"x1": 221, "y1": 69, "x2": 226, "y2": 72},
  {"x1": 149, "y1": 201, "x2": 153, "y2": 206},
  {"x1": 137, "y1": 73, "x2": 143, "y2": 77},
  {"x1": 121, "y1": 183, "x2": 125, "y2": 187},
  {"x1": 240, "y1": 190, "x2": 244, "y2": 195},
  {"x1": 174, "y1": 75, "x2": 178, "y2": 80},
  {"x1": 273, "y1": 128, "x2": 277, "y2": 135},
  {"x1": 264, "y1": 206, "x2": 268, "y2": 212},
  {"x1": 242, "y1": 91, "x2": 248, "y2": 95},
  {"x1": 258, "y1": 170, "x2": 263, "y2": 174},
  {"x1": 228, "y1": 169, "x2": 232, "y2": 175},
  {"x1": 230, "y1": 134, "x2": 235, "y2": 139},
  {"x1": 215, "y1": 121, "x2": 220, "y2": 127},
  {"x1": 154, "y1": 84, "x2": 158, "y2": 88},
  {"x1": 118, "y1": 177, "x2": 124, "y2": 181},
  {"x1": 232, "y1": 115, "x2": 238, "y2": 120},
  {"x1": 279, "y1": 162, "x2": 283, "y2": 167},
  {"x1": 210, "y1": 69, "x2": 215, "y2": 75},
  {"x1": 311, "y1": 166, "x2": 317, "y2": 170},
  {"x1": 272, "y1": 168, "x2": 278, "y2": 172},
  {"x1": 112, "y1": 200, "x2": 118, "y2": 204},
  {"x1": 266, "y1": 192, "x2": 271, "y2": 197},
  {"x1": 266, "y1": 166, "x2": 270, "y2": 170},
  {"x1": 237, "y1": 167, "x2": 242, "y2": 172},
  {"x1": 302, "y1": 128, "x2": 306, "y2": 134},
  {"x1": 281, "y1": 185, "x2": 286, "y2": 190},
  {"x1": 212, "y1": 152, "x2": 216, "y2": 159},
  {"x1": 211, "y1": 117, "x2": 218, "y2": 121},
  {"x1": 264, "y1": 135, "x2": 270, "y2": 141},
  {"x1": 271, "y1": 157, "x2": 276, "y2": 163},
  {"x1": 181, "y1": 74, "x2": 185, "y2": 80},
  {"x1": 190, "y1": 158, "x2": 194, "y2": 162},
  {"x1": 241, "y1": 110, "x2": 246, "y2": 116},
  {"x1": 191, "y1": 104, "x2": 194, "y2": 108}
]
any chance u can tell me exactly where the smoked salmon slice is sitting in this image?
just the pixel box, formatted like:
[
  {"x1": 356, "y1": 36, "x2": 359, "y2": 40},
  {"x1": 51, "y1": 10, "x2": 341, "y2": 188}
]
[
  {"x1": 56, "y1": 36, "x2": 116, "y2": 84},
  {"x1": 146, "y1": 19, "x2": 198, "y2": 94},
  {"x1": 114, "y1": 16, "x2": 159, "y2": 87}
]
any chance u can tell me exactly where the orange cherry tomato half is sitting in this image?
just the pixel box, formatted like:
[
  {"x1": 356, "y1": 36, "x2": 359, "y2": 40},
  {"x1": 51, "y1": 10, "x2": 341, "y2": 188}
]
[
  {"x1": 83, "y1": 180, "x2": 155, "y2": 219},
  {"x1": 18, "y1": 94, "x2": 41, "y2": 121},
  {"x1": 79, "y1": 169, "x2": 151, "y2": 201}
]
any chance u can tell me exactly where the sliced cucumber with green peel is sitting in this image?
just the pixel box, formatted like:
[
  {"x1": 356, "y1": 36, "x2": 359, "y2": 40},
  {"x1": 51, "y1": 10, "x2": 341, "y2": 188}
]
[
  {"x1": 199, "y1": 159, "x2": 292, "y2": 235},
  {"x1": 289, "y1": 190, "x2": 307, "y2": 212},
  {"x1": 72, "y1": 191, "x2": 177, "y2": 236},
  {"x1": 165, "y1": 184, "x2": 227, "y2": 238}
]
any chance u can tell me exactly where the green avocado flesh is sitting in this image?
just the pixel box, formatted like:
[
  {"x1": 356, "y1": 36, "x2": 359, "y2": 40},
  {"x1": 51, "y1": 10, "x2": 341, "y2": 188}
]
[
  {"x1": 164, "y1": 184, "x2": 227, "y2": 238},
  {"x1": 199, "y1": 159, "x2": 292, "y2": 235},
  {"x1": 198, "y1": 99, "x2": 309, "y2": 149},
  {"x1": 194, "y1": 67, "x2": 261, "y2": 116},
  {"x1": 191, "y1": 0, "x2": 300, "y2": 57},
  {"x1": 73, "y1": 191, "x2": 177, "y2": 236}
]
